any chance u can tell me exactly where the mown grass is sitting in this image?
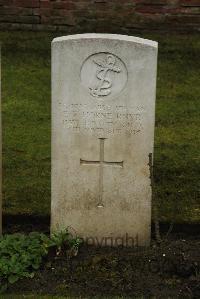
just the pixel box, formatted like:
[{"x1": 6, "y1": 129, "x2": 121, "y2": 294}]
[
  {"x1": 1, "y1": 297, "x2": 67, "y2": 299},
  {"x1": 0, "y1": 31, "x2": 199, "y2": 223},
  {"x1": 0, "y1": 294, "x2": 141, "y2": 299},
  {"x1": 0, "y1": 296, "x2": 143, "y2": 299}
]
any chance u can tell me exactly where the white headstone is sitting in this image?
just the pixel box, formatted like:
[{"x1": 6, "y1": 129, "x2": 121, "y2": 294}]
[{"x1": 51, "y1": 34, "x2": 158, "y2": 246}]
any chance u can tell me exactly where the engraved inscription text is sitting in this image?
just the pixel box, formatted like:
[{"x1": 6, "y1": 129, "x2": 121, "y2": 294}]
[{"x1": 62, "y1": 103, "x2": 145, "y2": 136}]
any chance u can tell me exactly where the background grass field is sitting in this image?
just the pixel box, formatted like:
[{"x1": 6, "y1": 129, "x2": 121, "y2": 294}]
[
  {"x1": 0, "y1": 295, "x2": 141, "y2": 298},
  {"x1": 0, "y1": 31, "x2": 199, "y2": 223}
]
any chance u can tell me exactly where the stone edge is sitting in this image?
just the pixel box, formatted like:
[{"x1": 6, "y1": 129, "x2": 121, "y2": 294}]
[{"x1": 52, "y1": 33, "x2": 158, "y2": 48}]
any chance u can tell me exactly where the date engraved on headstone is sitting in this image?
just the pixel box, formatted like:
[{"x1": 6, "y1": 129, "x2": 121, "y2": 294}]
[{"x1": 62, "y1": 103, "x2": 144, "y2": 136}]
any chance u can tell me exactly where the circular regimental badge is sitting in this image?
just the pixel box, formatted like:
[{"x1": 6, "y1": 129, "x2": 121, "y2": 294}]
[{"x1": 81, "y1": 52, "x2": 128, "y2": 100}]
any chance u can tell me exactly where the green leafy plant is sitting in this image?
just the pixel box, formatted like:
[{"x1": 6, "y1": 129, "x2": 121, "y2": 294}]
[
  {"x1": 49, "y1": 229, "x2": 82, "y2": 256},
  {"x1": 0, "y1": 230, "x2": 82, "y2": 292}
]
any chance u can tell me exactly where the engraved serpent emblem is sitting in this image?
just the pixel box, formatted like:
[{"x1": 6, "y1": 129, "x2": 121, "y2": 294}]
[{"x1": 90, "y1": 54, "x2": 121, "y2": 98}]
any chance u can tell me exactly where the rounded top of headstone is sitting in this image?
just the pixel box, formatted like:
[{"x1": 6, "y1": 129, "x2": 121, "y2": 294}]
[{"x1": 52, "y1": 33, "x2": 158, "y2": 48}]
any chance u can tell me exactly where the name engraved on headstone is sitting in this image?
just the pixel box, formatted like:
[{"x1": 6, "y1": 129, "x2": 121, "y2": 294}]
[{"x1": 62, "y1": 103, "x2": 145, "y2": 135}]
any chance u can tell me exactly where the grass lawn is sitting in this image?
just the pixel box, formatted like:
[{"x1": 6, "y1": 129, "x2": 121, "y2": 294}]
[
  {"x1": 0, "y1": 31, "x2": 199, "y2": 223},
  {"x1": 0, "y1": 296, "x2": 140, "y2": 299},
  {"x1": 1, "y1": 298, "x2": 65, "y2": 299}
]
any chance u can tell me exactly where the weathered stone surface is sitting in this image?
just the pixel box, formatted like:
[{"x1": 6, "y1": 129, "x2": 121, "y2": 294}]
[{"x1": 51, "y1": 34, "x2": 158, "y2": 246}]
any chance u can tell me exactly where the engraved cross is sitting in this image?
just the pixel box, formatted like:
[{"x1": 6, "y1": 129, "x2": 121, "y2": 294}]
[{"x1": 80, "y1": 138, "x2": 123, "y2": 207}]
